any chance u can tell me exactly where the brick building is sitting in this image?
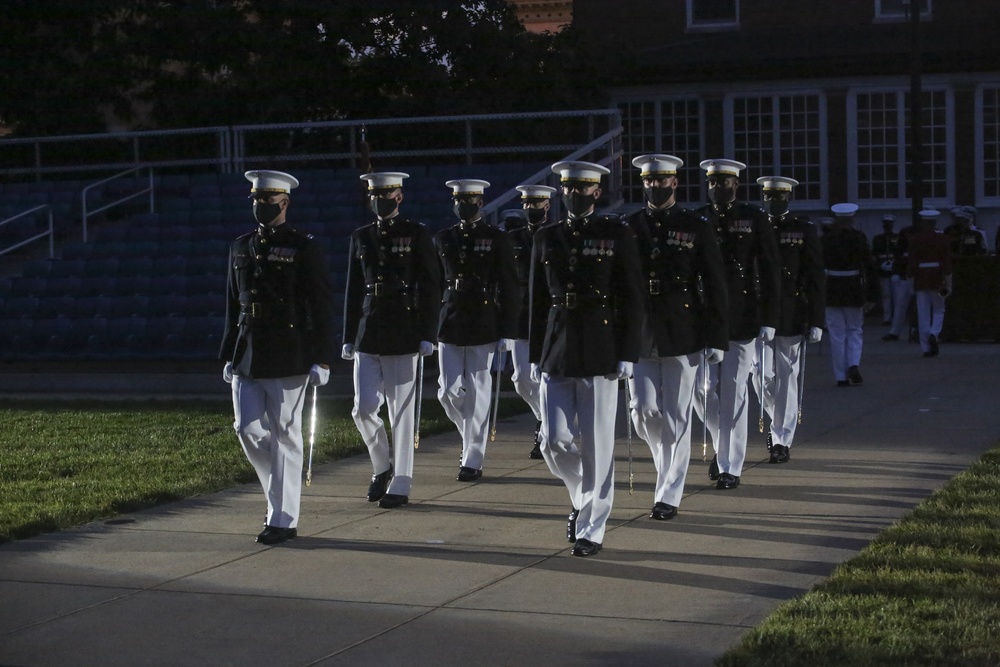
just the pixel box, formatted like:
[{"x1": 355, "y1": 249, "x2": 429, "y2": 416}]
[{"x1": 573, "y1": 0, "x2": 1000, "y2": 241}]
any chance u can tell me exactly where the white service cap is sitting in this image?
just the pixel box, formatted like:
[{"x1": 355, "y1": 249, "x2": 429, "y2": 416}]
[
  {"x1": 446, "y1": 179, "x2": 491, "y2": 196},
  {"x1": 550, "y1": 161, "x2": 610, "y2": 184},
  {"x1": 831, "y1": 203, "x2": 859, "y2": 217},
  {"x1": 516, "y1": 184, "x2": 557, "y2": 199},
  {"x1": 699, "y1": 159, "x2": 746, "y2": 176},
  {"x1": 360, "y1": 172, "x2": 409, "y2": 191},
  {"x1": 632, "y1": 154, "x2": 684, "y2": 177},
  {"x1": 245, "y1": 170, "x2": 299, "y2": 195},
  {"x1": 756, "y1": 175, "x2": 799, "y2": 191},
  {"x1": 919, "y1": 209, "x2": 940, "y2": 219}
]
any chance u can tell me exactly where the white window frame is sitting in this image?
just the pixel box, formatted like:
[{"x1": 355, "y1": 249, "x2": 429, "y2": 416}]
[
  {"x1": 722, "y1": 90, "x2": 829, "y2": 206},
  {"x1": 975, "y1": 84, "x2": 1000, "y2": 207},
  {"x1": 686, "y1": 0, "x2": 740, "y2": 31},
  {"x1": 874, "y1": 0, "x2": 932, "y2": 22},
  {"x1": 846, "y1": 85, "x2": 954, "y2": 209}
]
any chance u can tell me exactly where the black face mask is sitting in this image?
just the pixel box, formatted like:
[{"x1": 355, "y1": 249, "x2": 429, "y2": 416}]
[
  {"x1": 564, "y1": 192, "x2": 596, "y2": 218},
  {"x1": 253, "y1": 201, "x2": 282, "y2": 226},
  {"x1": 764, "y1": 199, "x2": 789, "y2": 218},
  {"x1": 525, "y1": 207, "x2": 547, "y2": 225},
  {"x1": 454, "y1": 201, "x2": 480, "y2": 222},
  {"x1": 644, "y1": 186, "x2": 674, "y2": 208},
  {"x1": 371, "y1": 197, "x2": 398, "y2": 219},
  {"x1": 708, "y1": 186, "x2": 736, "y2": 207}
]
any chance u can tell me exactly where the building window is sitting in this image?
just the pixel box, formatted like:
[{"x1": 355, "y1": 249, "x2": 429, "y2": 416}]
[
  {"x1": 849, "y1": 87, "x2": 952, "y2": 204},
  {"x1": 875, "y1": 0, "x2": 931, "y2": 20},
  {"x1": 728, "y1": 93, "x2": 825, "y2": 203},
  {"x1": 619, "y1": 98, "x2": 703, "y2": 205},
  {"x1": 978, "y1": 86, "x2": 1000, "y2": 202},
  {"x1": 687, "y1": 0, "x2": 739, "y2": 30}
]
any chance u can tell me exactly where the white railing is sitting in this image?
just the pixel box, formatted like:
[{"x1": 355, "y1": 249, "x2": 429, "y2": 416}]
[
  {"x1": 0, "y1": 205, "x2": 55, "y2": 259},
  {"x1": 80, "y1": 166, "x2": 154, "y2": 242}
]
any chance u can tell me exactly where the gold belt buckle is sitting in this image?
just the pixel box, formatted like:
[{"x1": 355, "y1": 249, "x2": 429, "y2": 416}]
[
  {"x1": 649, "y1": 279, "x2": 661, "y2": 295},
  {"x1": 565, "y1": 292, "x2": 577, "y2": 309}
]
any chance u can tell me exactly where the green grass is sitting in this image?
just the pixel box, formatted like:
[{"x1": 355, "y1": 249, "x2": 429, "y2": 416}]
[
  {"x1": 0, "y1": 397, "x2": 527, "y2": 543},
  {"x1": 717, "y1": 447, "x2": 1000, "y2": 667}
]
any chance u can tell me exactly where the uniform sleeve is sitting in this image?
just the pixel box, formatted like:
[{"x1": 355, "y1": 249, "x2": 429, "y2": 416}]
[
  {"x1": 528, "y1": 230, "x2": 550, "y2": 365},
  {"x1": 302, "y1": 239, "x2": 338, "y2": 365},
  {"x1": 803, "y1": 224, "x2": 827, "y2": 328},
  {"x1": 414, "y1": 226, "x2": 442, "y2": 344},
  {"x1": 697, "y1": 221, "x2": 729, "y2": 351},
  {"x1": 859, "y1": 233, "x2": 879, "y2": 302},
  {"x1": 342, "y1": 233, "x2": 364, "y2": 347},
  {"x1": 493, "y1": 231, "x2": 521, "y2": 340},
  {"x1": 612, "y1": 224, "x2": 645, "y2": 363},
  {"x1": 218, "y1": 241, "x2": 239, "y2": 362},
  {"x1": 754, "y1": 211, "x2": 783, "y2": 328}
]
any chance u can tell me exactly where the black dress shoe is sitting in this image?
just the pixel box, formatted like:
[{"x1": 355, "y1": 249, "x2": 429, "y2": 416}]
[
  {"x1": 572, "y1": 538, "x2": 602, "y2": 557},
  {"x1": 882, "y1": 333, "x2": 899, "y2": 341},
  {"x1": 716, "y1": 473, "x2": 740, "y2": 490},
  {"x1": 256, "y1": 526, "x2": 297, "y2": 544},
  {"x1": 769, "y1": 444, "x2": 790, "y2": 464},
  {"x1": 457, "y1": 466, "x2": 483, "y2": 482},
  {"x1": 377, "y1": 494, "x2": 408, "y2": 508},
  {"x1": 650, "y1": 502, "x2": 677, "y2": 520},
  {"x1": 847, "y1": 365, "x2": 863, "y2": 385},
  {"x1": 929, "y1": 334, "x2": 939, "y2": 356},
  {"x1": 708, "y1": 455, "x2": 720, "y2": 481},
  {"x1": 367, "y1": 465, "x2": 394, "y2": 502},
  {"x1": 567, "y1": 507, "x2": 578, "y2": 543}
]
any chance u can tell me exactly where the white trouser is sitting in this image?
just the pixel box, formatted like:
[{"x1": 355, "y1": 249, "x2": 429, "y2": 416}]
[
  {"x1": 352, "y1": 352, "x2": 417, "y2": 496},
  {"x1": 715, "y1": 338, "x2": 756, "y2": 477},
  {"x1": 825, "y1": 307, "x2": 864, "y2": 382},
  {"x1": 629, "y1": 352, "x2": 700, "y2": 507},
  {"x1": 753, "y1": 336, "x2": 804, "y2": 448},
  {"x1": 889, "y1": 276, "x2": 913, "y2": 337},
  {"x1": 915, "y1": 290, "x2": 946, "y2": 352},
  {"x1": 438, "y1": 341, "x2": 497, "y2": 470},
  {"x1": 232, "y1": 374, "x2": 309, "y2": 529},
  {"x1": 879, "y1": 276, "x2": 893, "y2": 321},
  {"x1": 692, "y1": 361, "x2": 721, "y2": 450},
  {"x1": 540, "y1": 373, "x2": 618, "y2": 545},
  {"x1": 511, "y1": 338, "x2": 542, "y2": 421}
]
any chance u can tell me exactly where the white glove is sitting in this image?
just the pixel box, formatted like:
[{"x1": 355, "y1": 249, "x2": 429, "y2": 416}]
[
  {"x1": 759, "y1": 326, "x2": 776, "y2": 342},
  {"x1": 308, "y1": 364, "x2": 330, "y2": 387},
  {"x1": 704, "y1": 348, "x2": 724, "y2": 365},
  {"x1": 530, "y1": 363, "x2": 541, "y2": 384},
  {"x1": 418, "y1": 340, "x2": 435, "y2": 357},
  {"x1": 807, "y1": 327, "x2": 823, "y2": 344},
  {"x1": 223, "y1": 362, "x2": 233, "y2": 383},
  {"x1": 341, "y1": 344, "x2": 356, "y2": 360},
  {"x1": 499, "y1": 338, "x2": 516, "y2": 352},
  {"x1": 605, "y1": 361, "x2": 633, "y2": 381}
]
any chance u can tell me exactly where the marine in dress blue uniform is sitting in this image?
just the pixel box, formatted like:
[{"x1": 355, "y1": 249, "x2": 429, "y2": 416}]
[
  {"x1": 506, "y1": 185, "x2": 558, "y2": 460},
  {"x1": 220, "y1": 170, "x2": 337, "y2": 544},
  {"x1": 342, "y1": 172, "x2": 442, "y2": 508},
  {"x1": 822, "y1": 203, "x2": 879, "y2": 386},
  {"x1": 530, "y1": 161, "x2": 645, "y2": 557},
  {"x1": 691, "y1": 159, "x2": 781, "y2": 490},
  {"x1": 434, "y1": 179, "x2": 519, "y2": 481},
  {"x1": 624, "y1": 154, "x2": 728, "y2": 520},
  {"x1": 750, "y1": 176, "x2": 825, "y2": 465}
]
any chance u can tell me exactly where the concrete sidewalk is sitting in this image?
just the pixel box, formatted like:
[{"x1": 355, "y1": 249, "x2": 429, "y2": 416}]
[{"x1": 3, "y1": 328, "x2": 1000, "y2": 667}]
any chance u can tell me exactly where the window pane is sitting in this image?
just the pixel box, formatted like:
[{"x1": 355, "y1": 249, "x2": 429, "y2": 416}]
[
  {"x1": 982, "y1": 87, "x2": 1000, "y2": 198},
  {"x1": 691, "y1": 0, "x2": 738, "y2": 23}
]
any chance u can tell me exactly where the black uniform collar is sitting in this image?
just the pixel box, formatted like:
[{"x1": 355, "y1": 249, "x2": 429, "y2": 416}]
[
  {"x1": 646, "y1": 203, "x2": 677, "y2": 222},
  {"x1": 257, "y1": 221, "x2": 290, "y2": 238}
]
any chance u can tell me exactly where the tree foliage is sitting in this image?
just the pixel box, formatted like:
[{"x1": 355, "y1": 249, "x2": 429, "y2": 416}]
[{"x1": 0, "y1": 0, "x2": 619, "y2": 137}]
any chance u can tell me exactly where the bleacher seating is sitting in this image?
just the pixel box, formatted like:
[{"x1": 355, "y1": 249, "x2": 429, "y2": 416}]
[{"x1": 0, "y1": 163, "x2": 546, "y2": 362}]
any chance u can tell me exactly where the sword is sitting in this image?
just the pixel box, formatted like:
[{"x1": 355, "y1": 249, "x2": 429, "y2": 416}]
[
  {"x1": 702, "y1": 350, "x2": 708, "y2": 461},
  {"x1": 624, "y1": 378, "x2": 634, "y2": 494},
  {"x1": 758, "y1": 336, "x2": 765, "y2": 433},
  {"x1": 305, "y1": 385, "x2": 317, "y2": 487},
  {"x1": 798, "y1": 334, "x2": 807, "y2": 425},
  {"x1": 488, "y1": 343, "x2": 503, "y2": 441},
  {"x1": 414, "y1": 354, "x2": 424, "y2": 449}
]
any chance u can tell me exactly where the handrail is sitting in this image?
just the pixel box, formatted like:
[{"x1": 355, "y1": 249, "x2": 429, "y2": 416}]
[
  {"x1": 80, "y1": 166, "x2": 154, "y2": 243},
  {"x1": 482, "y1": 124, "x2": 625, "y2": 226},
  {"x1": 0, "y1": 205, "x2": 55, "y2": 259}
]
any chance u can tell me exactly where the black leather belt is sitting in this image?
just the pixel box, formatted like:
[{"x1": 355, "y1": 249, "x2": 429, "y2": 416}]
[
  {"x1": 446, "y1": 278, "x2": 486, "y2": 292},
  {"x1": 550, "y1": 292, "x2": 606, "y2": 309},
  {"x1": 365, "y1": 282, "x2": 410, "y2": 296}
]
